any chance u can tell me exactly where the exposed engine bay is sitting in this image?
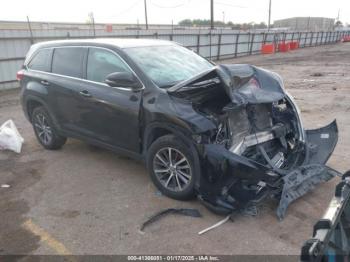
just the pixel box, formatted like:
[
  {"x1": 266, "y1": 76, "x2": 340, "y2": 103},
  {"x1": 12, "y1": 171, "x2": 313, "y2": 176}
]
[
  {"x1": 210, "y1": 101, "x2": 301, "y2": 171},
  {"x1": 168, "y1": 64, "x2": 340, "y2": 220}
]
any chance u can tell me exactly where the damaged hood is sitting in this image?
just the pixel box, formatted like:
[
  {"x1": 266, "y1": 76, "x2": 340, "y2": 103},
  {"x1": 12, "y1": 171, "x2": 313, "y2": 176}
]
[{"x1": 168, "y1": 64, "x2": 286, "y2": 106}]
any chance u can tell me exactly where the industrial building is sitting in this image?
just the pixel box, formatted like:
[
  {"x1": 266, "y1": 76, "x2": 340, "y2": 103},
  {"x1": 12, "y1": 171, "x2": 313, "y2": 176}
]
[{"x1": 273, "y1": 17, "x2": 335, "y2": 31}]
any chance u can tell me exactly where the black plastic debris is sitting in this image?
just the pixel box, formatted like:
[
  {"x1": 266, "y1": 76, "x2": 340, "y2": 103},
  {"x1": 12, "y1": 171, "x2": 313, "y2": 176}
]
[{"x1": 140, "y1": 208, "x2": 202, "y2": 232}]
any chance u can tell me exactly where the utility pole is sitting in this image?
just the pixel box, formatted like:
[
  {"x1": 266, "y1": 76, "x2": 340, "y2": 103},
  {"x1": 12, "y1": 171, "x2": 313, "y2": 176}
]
[
  {"x1": 144, "y1": 0, "x2": 149, "y2": 30},
  {"x1": 210, "y1": 0, "x2": 214, "y2": 29},
  {"x1": 88, "y1": 12, "x2": 96, "y2": 37},
  {"x1": 26, "y1": 16, "x2": 34, "y2": 44},
  {"x1": 336, "y1": 9, "x2": 340, "y2": 21},
  {"x1": 267, "y1": 0, "x2": 272, "y2": 30}
]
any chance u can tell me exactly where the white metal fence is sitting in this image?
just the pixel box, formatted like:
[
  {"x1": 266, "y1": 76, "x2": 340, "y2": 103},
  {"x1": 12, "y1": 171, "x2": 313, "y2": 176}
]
[{"x1": 0, "y1": 29, "x2": 349, "y2": 90}]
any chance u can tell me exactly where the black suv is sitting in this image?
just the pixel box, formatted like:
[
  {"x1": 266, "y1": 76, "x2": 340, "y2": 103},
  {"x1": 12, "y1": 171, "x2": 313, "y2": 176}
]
[{"x1": 19, "y1": 39, "x2": 339, "y2": 219}]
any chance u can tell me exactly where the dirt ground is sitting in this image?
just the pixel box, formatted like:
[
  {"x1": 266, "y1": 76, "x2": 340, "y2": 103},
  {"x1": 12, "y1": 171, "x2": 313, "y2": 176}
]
[{"x1": 0, "y1": 43, "x2": 350, "y2": 256}]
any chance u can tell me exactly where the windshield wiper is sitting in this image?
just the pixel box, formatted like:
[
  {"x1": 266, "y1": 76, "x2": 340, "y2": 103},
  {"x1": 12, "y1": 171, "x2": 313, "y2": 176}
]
[{"x1": 159, "y1": 81, "x2": 183, "y2": 89}]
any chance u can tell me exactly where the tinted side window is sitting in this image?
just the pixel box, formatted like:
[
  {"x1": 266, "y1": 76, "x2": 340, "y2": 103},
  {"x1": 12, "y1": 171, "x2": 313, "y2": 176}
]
[
  {"x1": 52, "y1": 47, "x2": 85, "y2": 78},
  {"x1": 87, "y1": 48, "x2": 130, "y2": 83},
  {"x1": 28, "y1": 49, "x2": 52, "y2": 72}
]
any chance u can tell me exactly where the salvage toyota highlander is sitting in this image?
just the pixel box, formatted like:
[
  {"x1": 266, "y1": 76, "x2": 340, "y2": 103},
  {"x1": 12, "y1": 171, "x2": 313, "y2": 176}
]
[{"x1": 19, "y1": 39, "x2": 340, "y2": 219}]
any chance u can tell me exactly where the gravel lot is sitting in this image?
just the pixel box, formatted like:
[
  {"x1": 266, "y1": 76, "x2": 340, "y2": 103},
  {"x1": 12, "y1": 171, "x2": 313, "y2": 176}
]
[{"x1": 1, "y1": 42, "x2": 350, "y2": 256}]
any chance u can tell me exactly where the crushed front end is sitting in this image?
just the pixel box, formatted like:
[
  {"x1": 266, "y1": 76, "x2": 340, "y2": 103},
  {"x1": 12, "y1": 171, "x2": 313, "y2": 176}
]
[{"x1": 168, "y1": 64, "x2": 340, "y2": 219}]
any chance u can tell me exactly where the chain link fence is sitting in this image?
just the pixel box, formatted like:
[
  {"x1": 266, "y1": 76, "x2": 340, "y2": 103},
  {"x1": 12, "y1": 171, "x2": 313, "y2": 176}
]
[{"x1": 0, "y1": 29, "x2": 349, "y2": 90}]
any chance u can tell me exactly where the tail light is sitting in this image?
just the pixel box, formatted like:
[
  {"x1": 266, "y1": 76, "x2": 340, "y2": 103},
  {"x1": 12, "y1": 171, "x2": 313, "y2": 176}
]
[{"x1": 16, "y1": 70, "x2": 24, "y2": 81}]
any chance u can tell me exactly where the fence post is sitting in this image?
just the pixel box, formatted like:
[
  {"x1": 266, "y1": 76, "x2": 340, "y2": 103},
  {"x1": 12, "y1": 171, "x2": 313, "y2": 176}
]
[
  {"x1": 209, "y1": 30, "x2": 212, "y2": 60},
  {"x1": 217, "y1": 33, "x2": 222, "y2": 60},
  {"x1": 197, "y1": 34, "x2": 200, "y2": 54},
  {"x1": 331, "y1": 32, "x2": 334, "y2": 43},
  {"x1": 273, "y1": 32, "x2": 278, "y2": 50},
  {"x1": 309, "y1": 32, "x2": 314, "y2": 46},
  {"x1": 304, "y1": 32, "x2": 308, "y2": 47},
  {"x1": 320, "y1": 31, "x2": 324, "y2": 45},
  {"x1": 234, "y1": 33, "x2": 239, "y2": 57},
  {"x1": 282, "y1": 32, "x2": 286, "y2": 43},
  {"x1": 298, "y1": 32, "x2": 302, "y2": 47},
  {"x1": 249, "y1": 33, "x2": 255, "y2": 55}
]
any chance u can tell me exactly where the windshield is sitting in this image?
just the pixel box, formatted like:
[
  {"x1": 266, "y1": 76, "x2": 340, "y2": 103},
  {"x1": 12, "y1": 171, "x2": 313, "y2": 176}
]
[{"x1": 124, "y1": 44, "x2": 214, "y2": 88}]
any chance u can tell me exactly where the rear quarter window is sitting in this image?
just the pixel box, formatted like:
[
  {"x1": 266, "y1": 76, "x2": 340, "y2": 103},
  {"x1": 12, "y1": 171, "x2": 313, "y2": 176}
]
[
  {"x1": 27, "y1": 48, "x2": 52, "y2": 72},
  {"x1": 52, "y1": 47, "x2": 86, "y2": 78}
]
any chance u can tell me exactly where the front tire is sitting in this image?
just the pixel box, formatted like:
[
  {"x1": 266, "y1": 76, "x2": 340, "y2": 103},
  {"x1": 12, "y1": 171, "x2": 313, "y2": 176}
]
[
  {"x1": 32, "y1": 106, "x2": 67, "y2": 150},
  {"x1": 147, "y1": 135, "x2": 197, "y2": 200}
]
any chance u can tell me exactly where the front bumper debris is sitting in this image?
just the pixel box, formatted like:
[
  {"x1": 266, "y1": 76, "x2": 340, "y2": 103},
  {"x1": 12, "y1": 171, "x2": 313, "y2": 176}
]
[
  {"x1": 198, "y1": 120, "x2": 340, "y2": 220},
  {"x1": 277, "y1": 165, "x2": 340, "y2": 220}
]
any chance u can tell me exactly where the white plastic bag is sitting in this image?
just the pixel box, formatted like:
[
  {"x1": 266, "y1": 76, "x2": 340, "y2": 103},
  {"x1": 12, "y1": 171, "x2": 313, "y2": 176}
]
[{"x1": 0, "y1": 120, "x2": 24, "y2": 153}]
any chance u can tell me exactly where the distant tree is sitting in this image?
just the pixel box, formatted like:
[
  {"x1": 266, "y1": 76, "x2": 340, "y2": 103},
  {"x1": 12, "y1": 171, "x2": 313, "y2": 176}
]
[
  {"x1": 255, "y1": 22, "x2": 267, "y2": 29},
  {"x1": 178, "y1": 19, "x2": 268, "y2": 29},
  {"x1": 178, "y1": 19, "x2": 193, "y2": 26},
  {"x1": 335, "y1": 20, "x2": 343, "y2": 27}
]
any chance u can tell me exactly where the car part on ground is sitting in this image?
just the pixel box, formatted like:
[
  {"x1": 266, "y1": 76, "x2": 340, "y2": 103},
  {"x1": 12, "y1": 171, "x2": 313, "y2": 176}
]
[
  {"x1": 300, "y1": 171, "x2": 350, "y2": 262},
  {"x1": 140, "y1": 208, "x2": 202, "y2": 232},
  {"x1": 198, "y1": 215, "x2": 232, "y2": 235},
  {"x1": 0, "y1": 119, "x2": 24, "y2": 153}
]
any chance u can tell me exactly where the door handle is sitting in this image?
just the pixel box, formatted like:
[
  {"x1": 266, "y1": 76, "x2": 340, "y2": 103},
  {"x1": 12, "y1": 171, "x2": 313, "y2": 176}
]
[
  {"x1": 79, "y1": 90, "x2": 92, "y2": 98},
  {"x1": 40, "y1": 80, "x2": 50, "y2": 86}
]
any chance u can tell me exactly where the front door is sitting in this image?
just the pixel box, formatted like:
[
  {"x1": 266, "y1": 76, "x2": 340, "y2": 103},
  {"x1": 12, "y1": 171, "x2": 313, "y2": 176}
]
[{"x1": 76, "y1": 47, "x2": 142, "y2": 152}]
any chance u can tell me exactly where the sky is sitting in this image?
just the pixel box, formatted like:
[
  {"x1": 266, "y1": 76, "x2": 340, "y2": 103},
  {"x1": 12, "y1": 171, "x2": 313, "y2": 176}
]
[{"x1": 2, "y1": 0, "x2": 349, "y2": 25}]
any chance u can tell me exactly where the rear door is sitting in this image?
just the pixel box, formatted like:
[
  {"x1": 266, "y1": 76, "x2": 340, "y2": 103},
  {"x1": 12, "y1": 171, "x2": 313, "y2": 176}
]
[{"x1": 48, "y1": 46, "x2": 89, "y2": 136}]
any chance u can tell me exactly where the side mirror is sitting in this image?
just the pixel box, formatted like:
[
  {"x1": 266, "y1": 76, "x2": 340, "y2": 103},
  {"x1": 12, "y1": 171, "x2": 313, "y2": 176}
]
[{"x1": 105, "y1": 72, "x2": 142, "y2": 89}]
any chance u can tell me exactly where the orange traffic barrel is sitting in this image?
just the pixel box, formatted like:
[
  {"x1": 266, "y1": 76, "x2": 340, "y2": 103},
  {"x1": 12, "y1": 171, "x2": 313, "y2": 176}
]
[
  {"x1": 341, "y1": 36, "x2": 350, "y2": 42},
  {"x1": 261, "y1": 44, "x2": 275, "y2": 54},
  {"x1": 278, "y1": 42, "x2": 290, "y2": 52},
  {"x1": 289, "y1": 41, "x2": 299, "y2": 50}
]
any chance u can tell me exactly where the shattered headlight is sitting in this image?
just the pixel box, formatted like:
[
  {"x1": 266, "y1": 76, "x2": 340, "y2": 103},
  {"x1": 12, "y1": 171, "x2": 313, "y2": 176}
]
[{"x1": 269, "y1": 70, "x2": 306, "y2": 142}]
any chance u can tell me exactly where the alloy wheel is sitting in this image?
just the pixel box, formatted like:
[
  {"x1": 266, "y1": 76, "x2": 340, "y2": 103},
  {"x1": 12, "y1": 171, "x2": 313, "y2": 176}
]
[
  {"x1": 34, "y1": 113, "x2": 53, "y2": 145},
  {"x1": 153, "y1": 147, "x2": 192, "y2": 192}
]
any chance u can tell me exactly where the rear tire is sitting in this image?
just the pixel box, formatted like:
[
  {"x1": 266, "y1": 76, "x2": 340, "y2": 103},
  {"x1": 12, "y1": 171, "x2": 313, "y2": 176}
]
[
  {"x1": 32, "y1": 106, "x2": 67, "y2": 150},
  {"x1": 147, "y1": 134, "x2": 197, "y2": 200}
]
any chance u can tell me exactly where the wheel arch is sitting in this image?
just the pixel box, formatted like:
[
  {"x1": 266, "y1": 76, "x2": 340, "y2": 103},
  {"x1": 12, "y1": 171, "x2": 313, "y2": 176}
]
[
  {"x1": 27, "y1": 99, "x2": 43, "y2": 121},
  {"x1": 143, "y1": 122, "x2": 193, "y2": 152},
  {"x1": 24, "y1": 95, "x2": 61, "y2": 131}
]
